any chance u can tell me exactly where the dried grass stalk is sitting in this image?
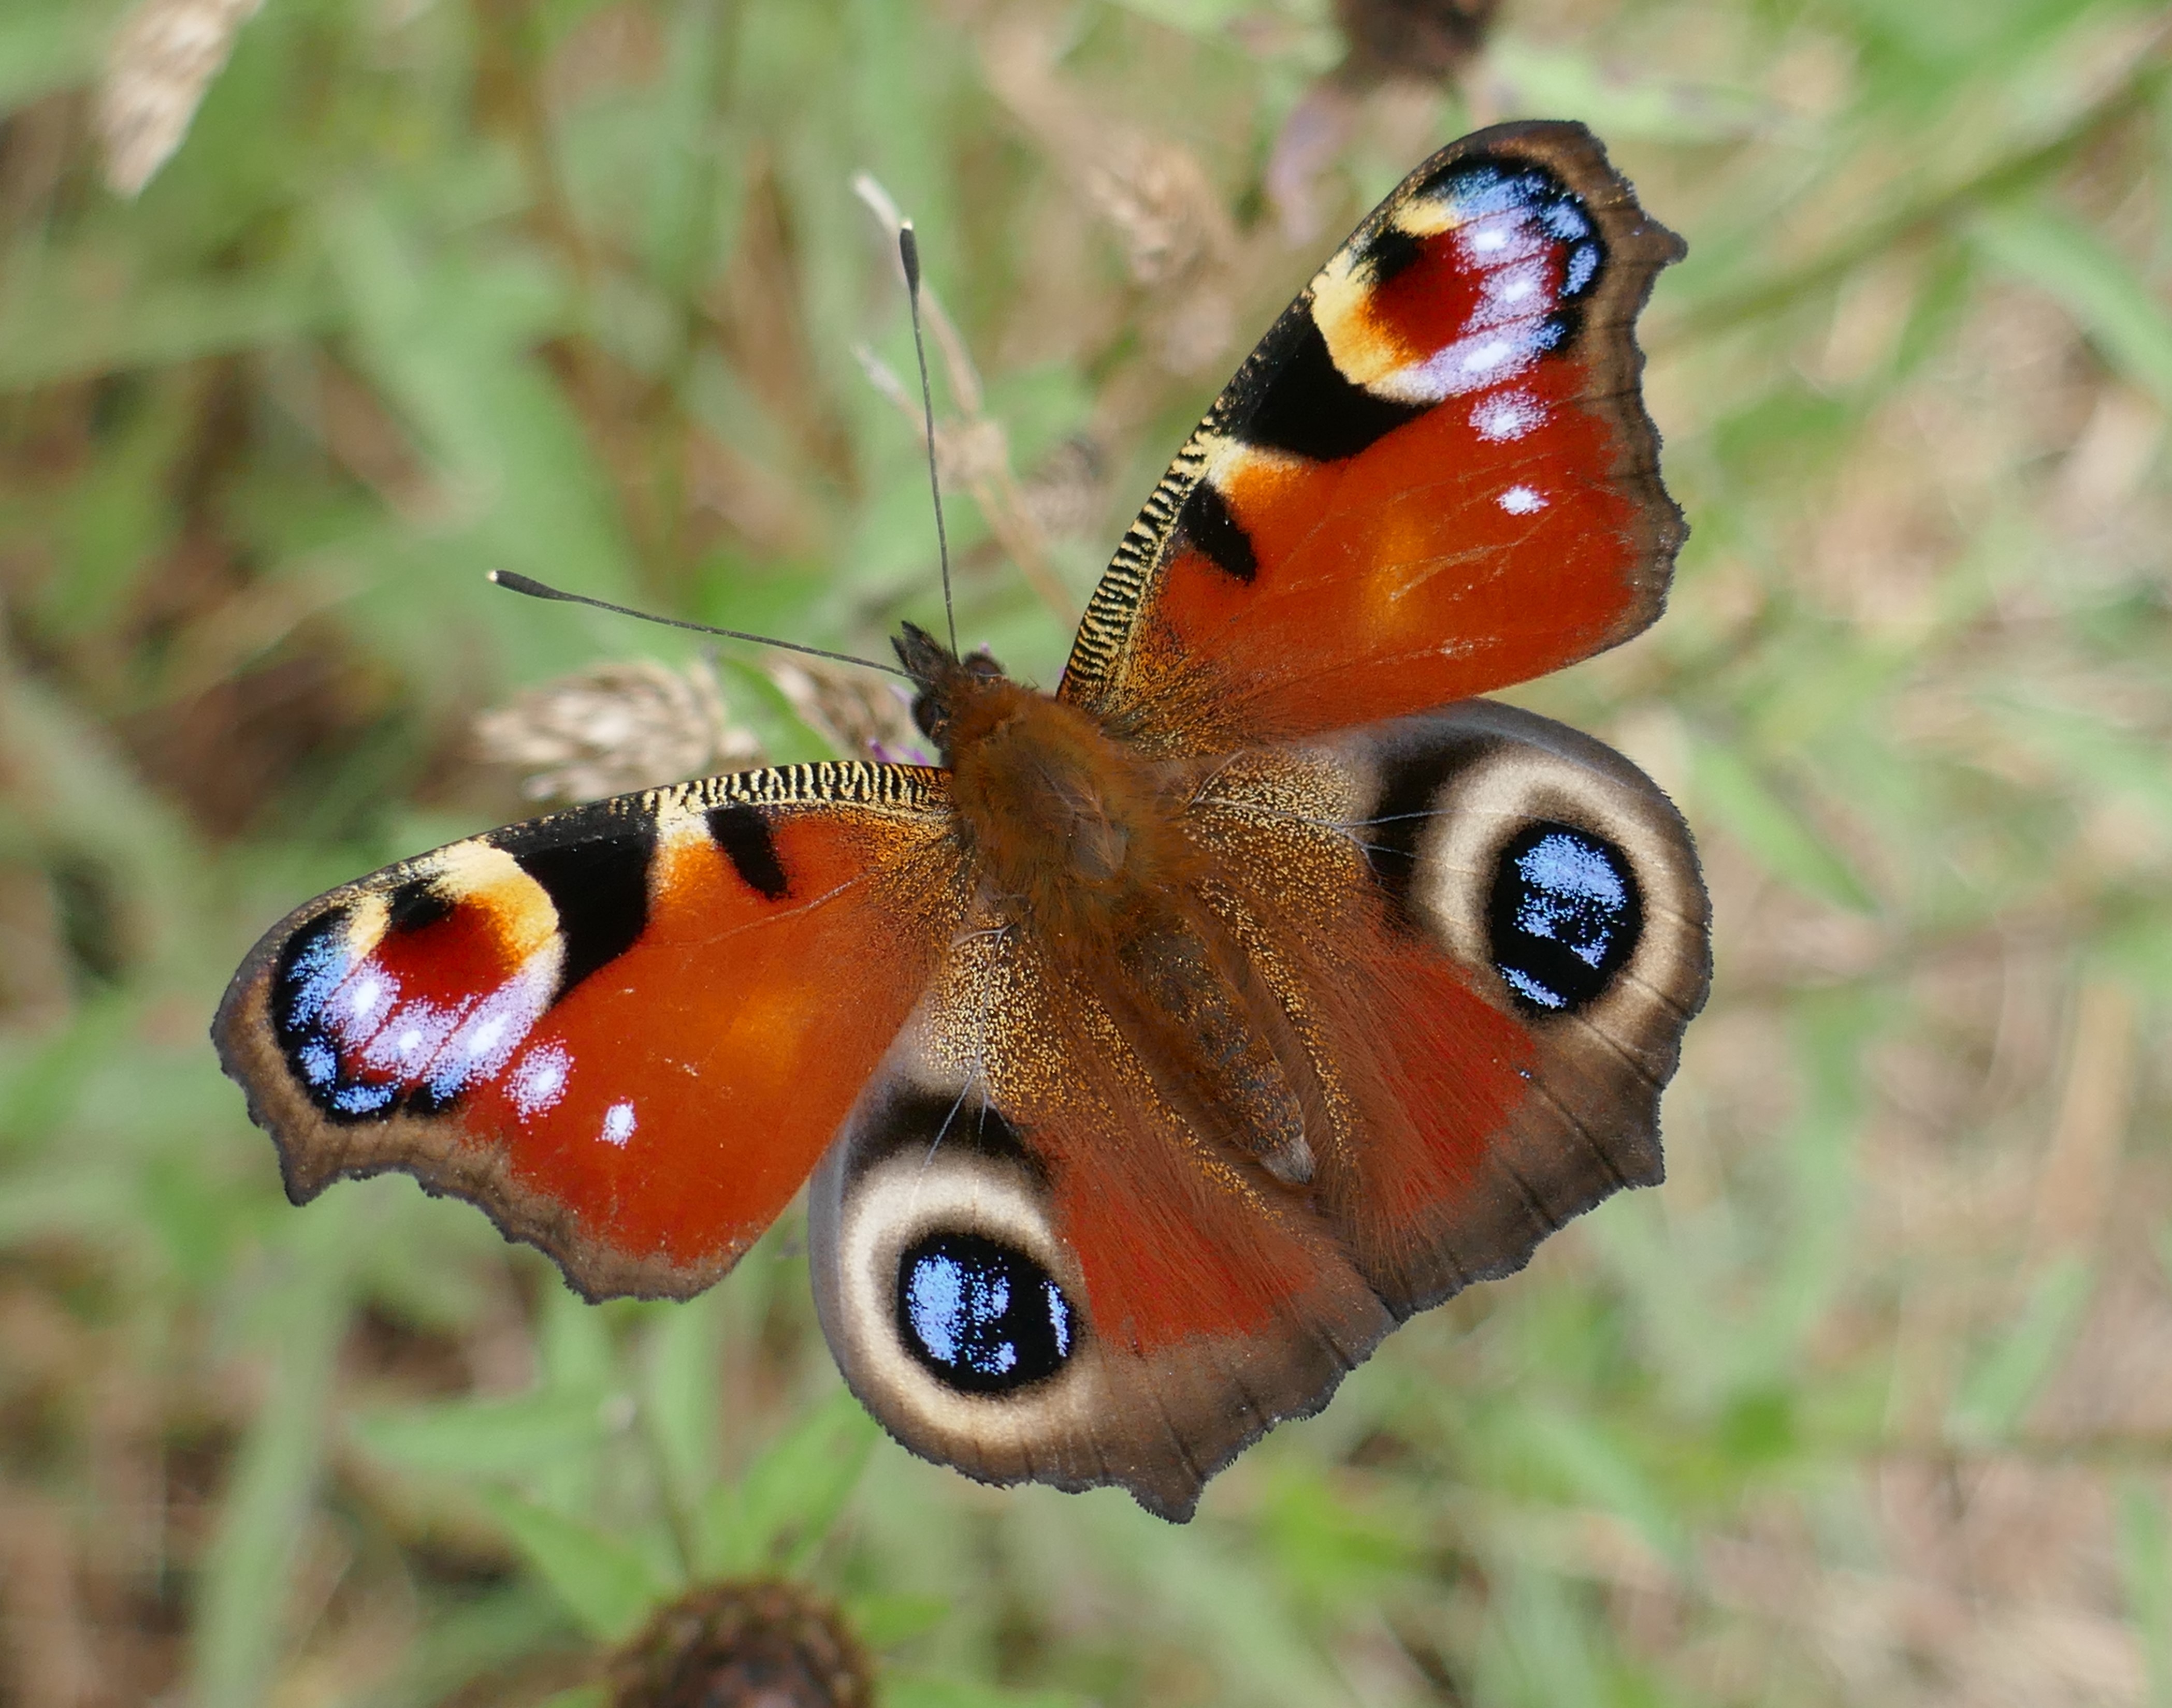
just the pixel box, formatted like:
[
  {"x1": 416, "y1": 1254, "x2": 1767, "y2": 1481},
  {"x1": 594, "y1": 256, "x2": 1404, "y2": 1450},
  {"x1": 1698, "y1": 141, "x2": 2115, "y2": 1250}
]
[
  {"x1": 979, "y1": 15, "x2": 1243, "y2": 374},
  {"x1": 850, "y1": 173, "x2": 1084, "y2": 621},
  {"x1": 97, "y1": 0, "x2": 265, "y2": 197}
]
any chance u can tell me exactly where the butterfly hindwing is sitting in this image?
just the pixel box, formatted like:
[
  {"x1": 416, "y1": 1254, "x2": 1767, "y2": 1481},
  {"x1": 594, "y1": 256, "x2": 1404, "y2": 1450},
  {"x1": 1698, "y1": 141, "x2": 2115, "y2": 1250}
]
[
  {"x1": 1196, "y1": 701, "x2": 1710, "y2": 1316},
  {"x1": 216, "y1": 763, "x2": 967, "y2": 1299},
  {"x1": 810, "y1": 703, "x2": 1706, "y2": 1518},
  {"x1": 1059, "y1": 120, "x2": 1685, "y2": 754},
  {"x1": 809, "y1": 924, "x2": 1395, "y2": 1522}
]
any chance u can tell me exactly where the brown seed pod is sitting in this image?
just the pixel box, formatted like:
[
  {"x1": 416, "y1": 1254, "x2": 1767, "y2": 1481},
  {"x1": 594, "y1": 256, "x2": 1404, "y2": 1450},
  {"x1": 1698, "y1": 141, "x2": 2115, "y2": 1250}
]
[
  {"x1": 1336, "y1": 0, "x2": 1499, "y2": 83},
  {"x1": 1267, "y1": 0, "x2": 1502, "y2": 242},
  {"x1": 609, "y1": 1581, "x2": 874, "y2": 1708}
]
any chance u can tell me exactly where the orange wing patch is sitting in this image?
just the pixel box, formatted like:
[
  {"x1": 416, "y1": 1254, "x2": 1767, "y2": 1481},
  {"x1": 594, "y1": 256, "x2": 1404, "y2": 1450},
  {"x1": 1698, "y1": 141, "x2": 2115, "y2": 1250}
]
[{"x1": 216, "y1": 764, "x2": 966, "y2": 1299}]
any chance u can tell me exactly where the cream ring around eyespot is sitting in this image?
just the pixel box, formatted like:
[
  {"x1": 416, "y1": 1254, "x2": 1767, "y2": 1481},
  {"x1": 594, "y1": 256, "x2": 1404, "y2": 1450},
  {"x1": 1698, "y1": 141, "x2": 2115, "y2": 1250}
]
[
  {"x1": 1401, "y1": 738, "x2": 1705, "y2": 1039},
  {"x1": 812, "y1": 1139, "x2": 1110, "y2": 1461}
]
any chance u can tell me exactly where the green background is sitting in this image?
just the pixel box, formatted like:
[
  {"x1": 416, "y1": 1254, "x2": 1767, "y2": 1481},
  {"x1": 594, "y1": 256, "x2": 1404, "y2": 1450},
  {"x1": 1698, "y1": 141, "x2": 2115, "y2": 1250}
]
[{"x1": 2, "y1": 0, "x2": 2169, "y2": 1702}]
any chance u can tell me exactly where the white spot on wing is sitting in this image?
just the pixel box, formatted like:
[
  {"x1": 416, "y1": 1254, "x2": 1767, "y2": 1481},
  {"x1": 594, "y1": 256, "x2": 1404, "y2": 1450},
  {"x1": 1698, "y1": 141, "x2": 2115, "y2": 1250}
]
[
  {"x1": 1471, "y1": 260, "x2": 1552, "y2": 329},
  {"x1": 601, "y1": 1101, "x2": 636, "y2": 1147},
  {"x1": 1456, "y1": 209, "x2": 1547, "y2": 269},
  {"x1": 1460, "y1": 338, "x2": 1515, "y2": 375},
  {"x1": 360, "y1": 998, "x2": 455, "y2": 1075},
  {"x1": 1471, "y1": 389, "x2": 1545, "y2": 442},
  {"x1": 1499, "y1": 485, "x2": 1547, "y2": 515},
  {"x1": 1375, "y1": 328, "x2": 1541, "y2": 404},
  {"x1": 509, "y1": 1043, "x2": 570, "y2": 1117},
  {"x1": 425, "y1": 945, "x2": 562, "y2": 1103}
]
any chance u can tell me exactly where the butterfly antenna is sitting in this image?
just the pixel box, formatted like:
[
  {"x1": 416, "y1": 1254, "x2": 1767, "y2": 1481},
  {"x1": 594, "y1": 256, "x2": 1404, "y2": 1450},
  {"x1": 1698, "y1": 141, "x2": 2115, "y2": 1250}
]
[
  {"x1": 898, "y1": 224, "x2": 958, "y2": 656},
  {"x1": 487, "y1": 572, "x2": 911, "y2": 679}
]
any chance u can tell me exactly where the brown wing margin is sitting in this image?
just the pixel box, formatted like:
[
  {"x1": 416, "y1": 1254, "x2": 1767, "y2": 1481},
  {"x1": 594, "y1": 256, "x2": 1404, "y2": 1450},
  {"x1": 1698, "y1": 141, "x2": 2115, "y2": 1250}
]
[
  {"x1": 214, "y1": 761, "x2": 966, "y2": 1300},
  {"x1": 1058, "y1": 120, "x2": 1686, "y2": 755}
]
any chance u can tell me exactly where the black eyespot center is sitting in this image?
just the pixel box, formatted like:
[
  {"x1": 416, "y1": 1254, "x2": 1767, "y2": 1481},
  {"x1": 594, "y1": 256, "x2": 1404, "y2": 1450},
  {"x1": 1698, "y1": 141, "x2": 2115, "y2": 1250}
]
[
  {"x1": 1488, "y1": 821, "x2": 1642, "y2": 1015},
  {"x1": 896, "y1": 1231, "x2": 1075, "y2": 1395}
]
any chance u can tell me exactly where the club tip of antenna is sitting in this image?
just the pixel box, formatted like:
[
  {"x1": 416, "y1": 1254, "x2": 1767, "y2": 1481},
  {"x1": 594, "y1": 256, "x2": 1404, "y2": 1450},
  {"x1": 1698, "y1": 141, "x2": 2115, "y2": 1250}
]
[
  {"x1": 488, "y1": 569, "x2": 550, "y2": 598},
  {"x1": 898, "y1": 224, "x2": 921, "y2": 295}
]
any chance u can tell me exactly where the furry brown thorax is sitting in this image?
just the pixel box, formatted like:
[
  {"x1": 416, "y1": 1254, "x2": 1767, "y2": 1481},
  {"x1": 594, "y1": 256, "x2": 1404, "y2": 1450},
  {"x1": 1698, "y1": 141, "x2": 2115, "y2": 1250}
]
[
  {"x1": 898, "y1": 623, "x2": 1176, "y2": 895},
  {"x1": 894, "y1": 621, "x2": 1318, "y2": 1186}
]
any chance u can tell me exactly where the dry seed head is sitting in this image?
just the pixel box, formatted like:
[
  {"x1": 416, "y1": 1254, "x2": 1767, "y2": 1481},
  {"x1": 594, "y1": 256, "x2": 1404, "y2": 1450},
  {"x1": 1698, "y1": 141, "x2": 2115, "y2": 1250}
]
[
  {"x1": 1019, "y1": 436, "x2": 1107, "y2": 541},
  {"x1": 933, "y1": 416, "x2": 1011, "y2": 489},
  {"x1": 851, "y1": 344, "x2": 1011, "y2": 488},
  {"x1": 766, "y1": 658, "x2": 928, "y2": 765},
  {"x1": 97, "y1": 0, "x2": 265, "y2": 196},
  {"x1": 1336, "y1": 0, "x2": 1499, "y2": 81},
  {"x1": 1083, "y1": 138, "x2": 1240, "y2": 370},
  {"x1": 609, "y1": 1580, "x2": 873, "y2": 1708},
  {"x1": 1084, "y1": 138, "x2": 1228, "y2": 288},
  {"x1": 473, "y1": 659, "x2": 762, "y2": 803}
]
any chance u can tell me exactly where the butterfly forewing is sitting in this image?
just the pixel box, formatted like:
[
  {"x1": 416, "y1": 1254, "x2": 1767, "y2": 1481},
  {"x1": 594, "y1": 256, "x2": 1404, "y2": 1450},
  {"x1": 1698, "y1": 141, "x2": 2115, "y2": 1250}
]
[
  {"x1": 1060, "y1": 120, "x2": 1685, "y2": 755},
  {"x1": 216, "y1": 764, "x2": 966, "y2": 1299}
]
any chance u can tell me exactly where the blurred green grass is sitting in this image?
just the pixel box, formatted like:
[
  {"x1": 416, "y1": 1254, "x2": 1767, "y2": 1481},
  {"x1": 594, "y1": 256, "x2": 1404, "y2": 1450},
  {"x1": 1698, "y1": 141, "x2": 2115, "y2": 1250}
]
[{"x1": 3, "y1": 0, "x2": 2170, "y2": 1703}]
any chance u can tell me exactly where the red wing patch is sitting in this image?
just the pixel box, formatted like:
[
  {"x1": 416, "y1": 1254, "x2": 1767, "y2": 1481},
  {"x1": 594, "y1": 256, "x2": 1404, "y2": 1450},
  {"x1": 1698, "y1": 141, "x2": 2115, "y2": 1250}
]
[
  {"x1": 215, "y1": 764, "x2": 966, "y2": 1298},
  {"x1": 1059, "y1": 120, "x2": 1685, "y2": 755}
]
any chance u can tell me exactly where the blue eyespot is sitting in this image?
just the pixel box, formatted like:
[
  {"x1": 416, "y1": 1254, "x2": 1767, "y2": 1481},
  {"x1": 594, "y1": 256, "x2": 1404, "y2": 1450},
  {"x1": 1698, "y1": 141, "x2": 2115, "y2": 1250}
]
[
  {"x1": 1488, "y1": 823, "x2": 1642, "y2": 1014},
  {"x1": 331, "y1": 1081, "x2": 396, "y2": 1117},
  {"x1": 1540, "y1": 199, "x2": 1592, "y2": 244},
  {"x1": 272, "y1": 908, "x2": 410, "y2": 1125},
  {"x1": 1433, "y1": 160, "x2": 1607, "y2": 312},
  {"x1": 278, "y1": 922, "x2": 349, "y2": 1035},
  {"x1": 897, "y1": 1232, "x2": 1075, "y2": 1394}
]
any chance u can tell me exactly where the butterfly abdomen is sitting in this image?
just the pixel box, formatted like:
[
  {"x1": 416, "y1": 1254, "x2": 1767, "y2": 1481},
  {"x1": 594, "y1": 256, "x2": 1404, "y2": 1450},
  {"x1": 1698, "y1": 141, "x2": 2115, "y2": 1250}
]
[{"x1": 1109, "y1": 915, "x2": 1317, "y2": 1186}]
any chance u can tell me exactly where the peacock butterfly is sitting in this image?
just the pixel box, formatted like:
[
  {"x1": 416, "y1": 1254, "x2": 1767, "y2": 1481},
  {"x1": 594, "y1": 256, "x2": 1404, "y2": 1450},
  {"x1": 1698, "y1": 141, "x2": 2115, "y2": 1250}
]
[{"x1": 215, "y1": 120, "x2": 1709, "y2": 1522}]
